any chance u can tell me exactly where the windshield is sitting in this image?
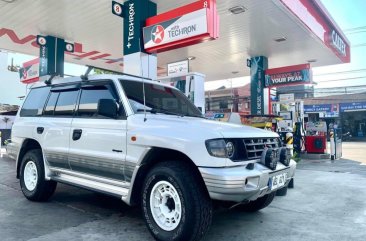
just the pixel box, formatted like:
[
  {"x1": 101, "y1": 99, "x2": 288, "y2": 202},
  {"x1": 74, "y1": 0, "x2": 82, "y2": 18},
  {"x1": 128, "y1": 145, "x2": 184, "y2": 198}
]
[{"x1": 120, "y1": 79, "x2": 203, "y2": 118}]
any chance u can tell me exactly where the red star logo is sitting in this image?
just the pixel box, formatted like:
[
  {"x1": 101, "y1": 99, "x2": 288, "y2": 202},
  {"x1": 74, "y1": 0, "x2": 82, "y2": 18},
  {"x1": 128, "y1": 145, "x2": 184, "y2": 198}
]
[
  {"x1": 23, "y1": 69, "x2": 28, "y2": 80},
  {"x1": 152, "y1": 25, "x2": 165, "y2": 44}
]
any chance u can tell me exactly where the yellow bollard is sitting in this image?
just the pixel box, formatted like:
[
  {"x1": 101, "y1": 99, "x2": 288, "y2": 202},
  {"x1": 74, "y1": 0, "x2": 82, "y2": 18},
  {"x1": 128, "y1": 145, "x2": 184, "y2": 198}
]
[{"x1": 286, "y1": 132, "x2": 294, "y2": 156}]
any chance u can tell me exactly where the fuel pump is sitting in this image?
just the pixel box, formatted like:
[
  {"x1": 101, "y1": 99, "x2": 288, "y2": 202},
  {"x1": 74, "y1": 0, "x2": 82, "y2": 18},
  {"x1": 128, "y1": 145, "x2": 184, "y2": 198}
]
[
  {"x1": 272, "y1": 100, "x2": 305, "y2": 153},
  {"x1": 158, "y1": 72, "x2": 205, "y2": 113}
]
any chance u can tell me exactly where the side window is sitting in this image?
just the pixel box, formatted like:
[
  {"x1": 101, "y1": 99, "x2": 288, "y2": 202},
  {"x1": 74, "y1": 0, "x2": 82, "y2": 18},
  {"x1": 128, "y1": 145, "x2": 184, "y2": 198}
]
[
  {"x1": 54, "y1": 90, "x2": 79, "y2": 116},
  {"x1": 43, "y1": 92, "x2": 59, "y2": 116},
  {"x1": 77, "y1": 84, "x2": 122, "y2": 118},
  {"x1": 20, "y1": 87, "x2": 50, "y2": 117}
]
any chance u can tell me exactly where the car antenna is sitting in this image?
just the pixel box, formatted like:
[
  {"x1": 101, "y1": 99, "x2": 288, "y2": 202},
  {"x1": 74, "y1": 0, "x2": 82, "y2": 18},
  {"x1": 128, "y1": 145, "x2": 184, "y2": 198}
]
[{"x1": 139, "y1": 61, "x2": 148, "y2": 122}]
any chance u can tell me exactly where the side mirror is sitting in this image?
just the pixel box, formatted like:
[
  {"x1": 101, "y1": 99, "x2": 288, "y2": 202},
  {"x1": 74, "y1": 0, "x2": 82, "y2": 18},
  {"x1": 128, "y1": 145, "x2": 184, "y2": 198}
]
[{"x1": 97, "y1": 99, "x2": 118, "y2": 119}]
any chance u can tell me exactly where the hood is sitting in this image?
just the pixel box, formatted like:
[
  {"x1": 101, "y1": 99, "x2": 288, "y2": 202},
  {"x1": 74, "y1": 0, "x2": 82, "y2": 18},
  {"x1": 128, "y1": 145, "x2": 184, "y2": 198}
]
[
  {"x1": 191, "y1": 118, "x2": 279, "y2": 138},
  {"x1": 131, "y1": 114, "x2": 279, "y2": 139}
]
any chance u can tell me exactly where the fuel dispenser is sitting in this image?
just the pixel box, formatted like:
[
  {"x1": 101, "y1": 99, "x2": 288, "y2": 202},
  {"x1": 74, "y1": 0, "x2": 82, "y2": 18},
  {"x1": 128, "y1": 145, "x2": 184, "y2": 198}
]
[
  {"x1": 272, "y1": 101, "x2": 305, "y2": 153},
  {"x1": 158, "y1": 72, "x2": 205, "y2": 114},
  {"x1": 305, "y1": 122, "x2": 327, "y2": 154}
]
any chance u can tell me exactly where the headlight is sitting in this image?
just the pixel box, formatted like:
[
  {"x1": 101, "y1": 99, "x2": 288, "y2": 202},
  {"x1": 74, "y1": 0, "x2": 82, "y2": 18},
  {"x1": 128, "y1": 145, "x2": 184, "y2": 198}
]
[
  {"x1": 205, "y1": 139, "x2": 242, "y2": 159},
  {"x1": 205, "y1": 139, "x2": 227, "y2": 158},
  {"x1": 226, "y1": 141, "x2": 235, "y2": 158}
]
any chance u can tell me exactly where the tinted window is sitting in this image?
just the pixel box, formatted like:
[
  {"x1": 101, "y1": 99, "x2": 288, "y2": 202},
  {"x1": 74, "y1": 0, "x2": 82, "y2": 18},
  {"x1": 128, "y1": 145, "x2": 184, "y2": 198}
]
[
  {"x1": 20, "y1": 87, "x2": 50, "y2": 117},
  {"x1": 54, "y1": 90, "x2": 79, "y2": 116},
  {"x1": 120, "y1": 80, "x2": 202, "y2": 117},
  {"x1": 43, "y1": 92, "x2": 59, "y2": 116},
  {"x1": 77, "y1": 84, "x2": 120, "y2": 118}
]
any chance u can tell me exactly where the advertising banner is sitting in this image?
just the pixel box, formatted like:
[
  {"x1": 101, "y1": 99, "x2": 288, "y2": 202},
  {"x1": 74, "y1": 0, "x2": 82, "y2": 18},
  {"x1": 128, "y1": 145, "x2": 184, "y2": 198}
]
[
  {"x1": 265, "y1": 64, "x2": 312, "y2": 87},
  {"x1": 279, "y1": 93, "x2": 295, "y2": 102},
  {"x1": 122, "y1": 0, "x2": 156, "y2": 55},
  {"x1": 250, "y1": 56, "x2": 268, "y2": 115},
  {"x1": 167, "y1": 60, "x2": 189, "y2": 77},
  {"x1": 37, "y1": 35, "x2": 66, "y2": 77},
  {"x1": 144, "y1": 9, "x2": 208, "y2": 50},
  {"x1": 304, "y1": 104, "x2": 332, "y2": 113},
  {"x1": 143, "y1": 0, "x2": 218, "y2": 53},
  {"x1": 304, "y1": 104, "x2": 339, "y2": 117},
  {"x1": 19, "y1": 58, "x2": 39, "y2": 84},
  {"x1": 340, "y1": 102, "x2": 366, "y2": 112}
]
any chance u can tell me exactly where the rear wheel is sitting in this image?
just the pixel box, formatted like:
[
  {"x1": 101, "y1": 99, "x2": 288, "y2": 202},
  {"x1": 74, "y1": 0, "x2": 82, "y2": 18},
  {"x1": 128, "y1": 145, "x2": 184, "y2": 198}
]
[
  {"x1": 237, "y1": 192, "x2": 276, "y2": 212},
  {"x1": 20, "y1": 149, "x2": 57, "y2": 201},
  {"x1": 141, "y1": 161, "x2": 212, "y2": 241}
]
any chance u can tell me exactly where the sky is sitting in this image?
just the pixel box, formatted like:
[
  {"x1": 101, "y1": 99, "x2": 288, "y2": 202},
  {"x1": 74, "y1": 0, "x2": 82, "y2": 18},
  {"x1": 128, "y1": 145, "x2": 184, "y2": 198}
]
[{"x1": 4, "y1": 0, "x2": 366, "y2": 92}]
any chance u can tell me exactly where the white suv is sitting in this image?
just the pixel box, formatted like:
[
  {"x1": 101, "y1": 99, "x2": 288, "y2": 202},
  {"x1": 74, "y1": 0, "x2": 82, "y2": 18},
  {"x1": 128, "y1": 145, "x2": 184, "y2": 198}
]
[{"x1": 8, "y1": 74, "x2": 296, "y2": 241}]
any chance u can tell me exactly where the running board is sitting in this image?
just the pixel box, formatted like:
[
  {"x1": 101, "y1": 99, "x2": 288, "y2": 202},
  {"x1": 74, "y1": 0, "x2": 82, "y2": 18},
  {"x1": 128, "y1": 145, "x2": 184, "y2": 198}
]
[{"x1": 50, "y1": 168, "x2": 129, "y2": 199}]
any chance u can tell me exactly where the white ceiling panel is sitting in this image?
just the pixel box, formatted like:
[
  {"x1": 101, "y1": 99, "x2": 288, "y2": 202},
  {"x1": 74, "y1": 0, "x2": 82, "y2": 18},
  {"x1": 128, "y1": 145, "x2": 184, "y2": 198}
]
[{"x1": 0, "y1": 0, "x2": 344, "y2": 81}]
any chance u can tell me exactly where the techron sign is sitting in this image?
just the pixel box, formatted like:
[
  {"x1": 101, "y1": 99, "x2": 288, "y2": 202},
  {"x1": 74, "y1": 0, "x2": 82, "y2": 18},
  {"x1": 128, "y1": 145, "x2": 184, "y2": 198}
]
[
  {"x1": 143, "y1": 0, "x2": 219, "y2": 53},
  {"x1": 144, "y1": 9, "x2": 208, "y2": 50}
]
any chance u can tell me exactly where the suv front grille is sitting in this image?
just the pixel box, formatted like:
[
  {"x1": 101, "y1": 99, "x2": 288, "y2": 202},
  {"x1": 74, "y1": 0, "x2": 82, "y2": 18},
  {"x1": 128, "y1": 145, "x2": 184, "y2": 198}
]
[{"x1": 243, "y1": 138, "x2": 281, "y2": 160}]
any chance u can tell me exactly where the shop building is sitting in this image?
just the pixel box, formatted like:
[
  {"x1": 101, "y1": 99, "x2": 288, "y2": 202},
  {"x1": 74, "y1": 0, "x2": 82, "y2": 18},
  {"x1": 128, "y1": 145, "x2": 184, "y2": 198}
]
[{"x1": 304, "y1": 93, "x2": 366, "y2": 138}]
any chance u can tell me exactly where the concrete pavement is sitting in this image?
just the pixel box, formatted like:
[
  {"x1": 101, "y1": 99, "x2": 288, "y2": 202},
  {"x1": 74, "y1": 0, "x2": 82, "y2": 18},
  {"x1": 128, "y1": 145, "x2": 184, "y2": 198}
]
[{"x1": 0, "y1": 142, "x2": 366, "y2": 241}]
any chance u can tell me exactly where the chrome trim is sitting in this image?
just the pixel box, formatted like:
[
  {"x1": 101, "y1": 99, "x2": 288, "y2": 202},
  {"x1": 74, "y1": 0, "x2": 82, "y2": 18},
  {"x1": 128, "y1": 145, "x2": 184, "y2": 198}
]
[
  {"x1": 50, "y1": 167, "x2": 130, "y2": 199},
  {"x1": 198, "y1": 161, "x2": 296, "y2": 202}
]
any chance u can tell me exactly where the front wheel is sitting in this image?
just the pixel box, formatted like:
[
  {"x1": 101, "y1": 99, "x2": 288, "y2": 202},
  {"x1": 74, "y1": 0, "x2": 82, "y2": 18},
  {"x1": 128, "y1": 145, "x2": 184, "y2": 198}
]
[
  {"x1": 142, "y1": 161, "x2": 212, "y2": 241},
  {"x1": 20, "y1": 149, "x2": 57, "y2": 201}
]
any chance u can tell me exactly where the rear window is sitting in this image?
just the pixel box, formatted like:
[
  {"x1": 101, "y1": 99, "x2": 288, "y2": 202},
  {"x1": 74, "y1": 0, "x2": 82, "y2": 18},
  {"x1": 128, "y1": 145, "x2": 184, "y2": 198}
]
[
  {"x1": 54, "y1": 90, "x2": 79, "y2": 116},
  {"x1": 77, "y1": 84, "x2": 120, "y2": 118},
  {"x1": 20, "y1": 87, "x2": 50, "y2": 117}
]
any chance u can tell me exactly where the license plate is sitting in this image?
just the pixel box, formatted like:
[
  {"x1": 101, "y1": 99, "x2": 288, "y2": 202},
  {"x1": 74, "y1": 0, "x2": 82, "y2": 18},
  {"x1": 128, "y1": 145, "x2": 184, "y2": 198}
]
[{"x1": 269, "y1": 172, "x2": 288, "y2": 190}]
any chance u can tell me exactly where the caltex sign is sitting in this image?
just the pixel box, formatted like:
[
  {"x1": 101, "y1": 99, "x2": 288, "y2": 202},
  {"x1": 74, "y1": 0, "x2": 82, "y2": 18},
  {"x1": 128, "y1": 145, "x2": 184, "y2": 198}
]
[{"x1": 143, "y1": 0, "x2": 219, "y2": 53}]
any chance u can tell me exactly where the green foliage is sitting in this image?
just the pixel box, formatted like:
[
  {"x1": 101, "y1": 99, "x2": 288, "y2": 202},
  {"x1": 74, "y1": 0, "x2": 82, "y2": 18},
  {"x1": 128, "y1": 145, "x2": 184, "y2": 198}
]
[{"x1": 94, "y1": 68, "x2": 114, "y2": 75}]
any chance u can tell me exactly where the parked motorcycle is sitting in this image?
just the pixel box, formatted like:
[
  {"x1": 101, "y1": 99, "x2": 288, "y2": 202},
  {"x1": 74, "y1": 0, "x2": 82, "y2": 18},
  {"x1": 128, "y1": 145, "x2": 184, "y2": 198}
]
[{"x1": 342, "y1": 131, "x2": 352, "y2": 141}]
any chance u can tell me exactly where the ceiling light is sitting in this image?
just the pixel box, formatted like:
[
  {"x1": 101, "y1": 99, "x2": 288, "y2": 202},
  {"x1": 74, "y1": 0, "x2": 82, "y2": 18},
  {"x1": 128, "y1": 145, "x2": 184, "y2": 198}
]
[
  {"x1": 307, "y1": 59, "x2": 317, "y2": 63},
  {"x1": 187, "y1": 56, "x2": 196, "y2": 60},
  {"x1": 274, "y1": 37, "x2": 287, "y2": 42},
  {"x1": 229, "y1": 6, "x2": 247, "y2": 15}
]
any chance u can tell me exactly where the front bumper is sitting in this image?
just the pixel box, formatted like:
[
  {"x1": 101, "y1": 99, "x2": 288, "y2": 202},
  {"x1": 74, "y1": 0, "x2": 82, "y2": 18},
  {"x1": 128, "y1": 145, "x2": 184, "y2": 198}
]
[{"x1": 199, "y1": 160, "x2": 296, "y2": 202}]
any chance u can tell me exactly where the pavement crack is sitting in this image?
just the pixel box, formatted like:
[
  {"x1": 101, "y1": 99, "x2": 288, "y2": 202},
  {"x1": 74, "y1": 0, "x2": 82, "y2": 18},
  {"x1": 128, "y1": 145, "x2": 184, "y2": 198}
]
[
  {"x1": 269, "y1": 205, "x2": 308, "y2": 214},
  {"x1": 53, "y1": 200, "x2": 104, "y2": 219},
  {"x1": 0, "y1": 182, "x2": 20, "y2": 192}
]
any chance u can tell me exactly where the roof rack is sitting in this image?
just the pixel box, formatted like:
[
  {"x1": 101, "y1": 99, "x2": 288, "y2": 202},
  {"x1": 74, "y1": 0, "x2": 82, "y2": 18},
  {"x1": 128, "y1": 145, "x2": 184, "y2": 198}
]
[
  {"x1": 80, "y1": 65, "x2": 152, "y2": 81},
  {"x1": 44, "y1": 74, "x2": 57, "y2": 85}
]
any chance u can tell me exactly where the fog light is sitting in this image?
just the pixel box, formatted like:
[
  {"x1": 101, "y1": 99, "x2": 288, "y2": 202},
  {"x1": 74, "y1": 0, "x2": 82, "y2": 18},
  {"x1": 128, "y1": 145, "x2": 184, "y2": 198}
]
[
  {"x1": 262, "y1": 148, "x2": 278, "y2": 170},
  {"x1": 279, "y1": 147, "x2": 291, "y2": 166}
]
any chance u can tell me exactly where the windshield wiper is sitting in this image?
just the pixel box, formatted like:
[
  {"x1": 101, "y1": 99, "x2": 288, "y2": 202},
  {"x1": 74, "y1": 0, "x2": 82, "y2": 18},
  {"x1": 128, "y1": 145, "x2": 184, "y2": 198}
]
[{"x1": 137, "y1": 108, "x2": 184, "y2": 117}]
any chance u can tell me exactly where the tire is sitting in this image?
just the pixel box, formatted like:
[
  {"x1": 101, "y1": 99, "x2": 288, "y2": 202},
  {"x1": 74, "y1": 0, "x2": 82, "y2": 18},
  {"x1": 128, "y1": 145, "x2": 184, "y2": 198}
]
[
  {"x1": 288, "y1": 178, "x2": 294, "y2": 188},
  {"x1": 141, "y1": 161, "x2": 212, "y2": 241},
  {"x1": 20, "y1": 149, "x2": 57, "y2": 202},
  {"x1": 237, "y1": 192, "x2": 276, "y2": 212},
  {"x1": 276, "y1": 186, "x2": 288, "y2": 196}
]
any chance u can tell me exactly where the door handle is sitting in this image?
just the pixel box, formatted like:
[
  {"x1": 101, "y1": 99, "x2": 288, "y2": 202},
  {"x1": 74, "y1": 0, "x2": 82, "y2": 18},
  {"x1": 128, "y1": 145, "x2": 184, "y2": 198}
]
[
  {"x1": 36, "y1": 127, "x2": 44, "y2": 134},
  {"x1": 72, "y1": 129, "x2": 82, "y2": 141}
]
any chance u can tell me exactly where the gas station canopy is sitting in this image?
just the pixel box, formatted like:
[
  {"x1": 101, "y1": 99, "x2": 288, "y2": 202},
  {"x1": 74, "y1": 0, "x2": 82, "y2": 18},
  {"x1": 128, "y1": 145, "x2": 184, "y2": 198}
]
[{"x1": 0, "y1": 0, "x2": 350, "y2": 81}]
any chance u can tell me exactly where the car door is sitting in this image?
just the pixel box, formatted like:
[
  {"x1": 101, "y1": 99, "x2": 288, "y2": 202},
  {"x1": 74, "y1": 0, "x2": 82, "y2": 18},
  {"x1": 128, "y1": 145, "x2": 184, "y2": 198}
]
[
  {"x1": 38, "y1": 85, "x2": 80, "y2": 170},
  {"x1": 68, "y1": 81, "x2": 127, "y2": 181}
]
